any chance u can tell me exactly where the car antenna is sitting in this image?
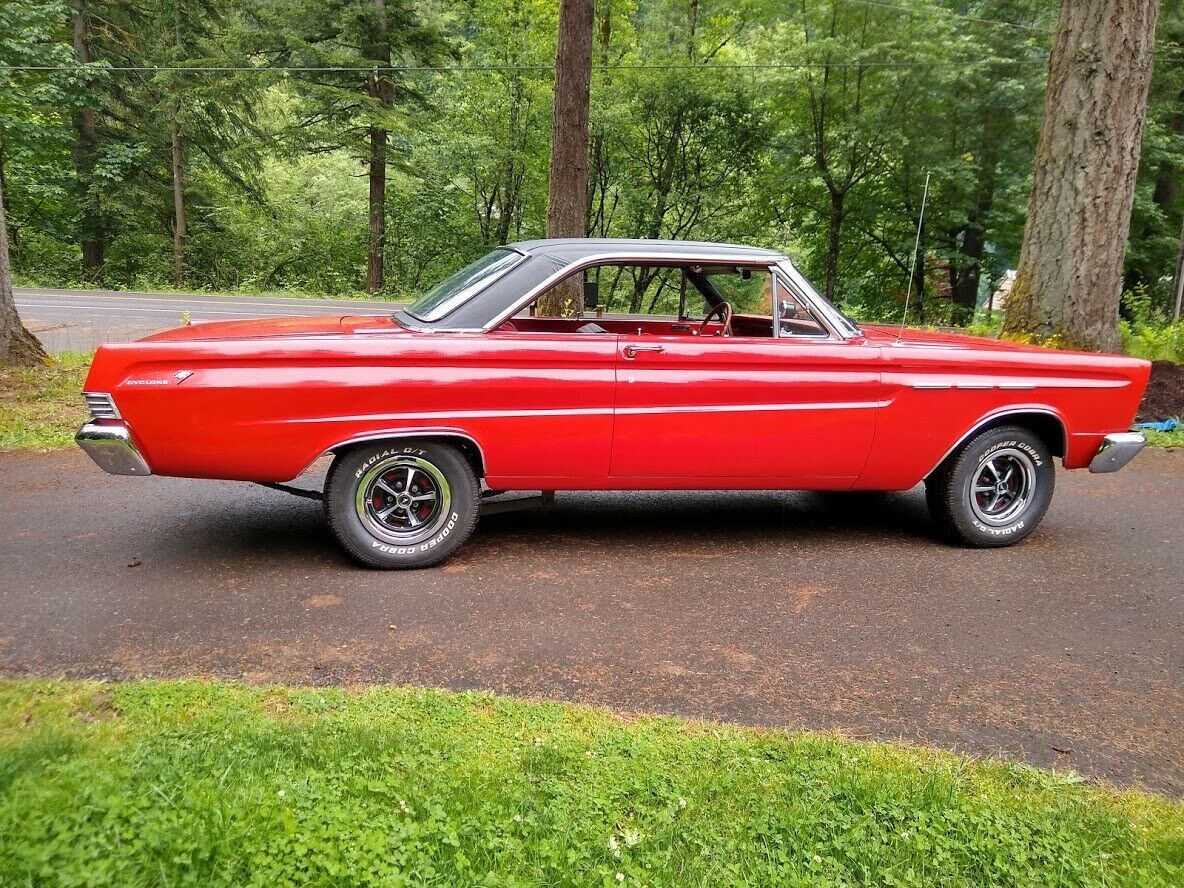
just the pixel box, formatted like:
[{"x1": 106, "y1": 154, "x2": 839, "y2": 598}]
[{"x1": 896, "y1": 171, "x2": 931, "y2": 344}]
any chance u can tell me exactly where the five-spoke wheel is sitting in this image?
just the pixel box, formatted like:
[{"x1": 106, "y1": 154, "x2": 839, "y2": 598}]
[
  {"x1": 967, "y1": 447, "x2": 1036, "y2": 529},
  {"x1": 325, "y1": 440, "x2": 479, "y2": 569},
  {"x1": 356, "y1": 456, "x2": 451, "y2": 544},
  {"x1": 926, "y1": 425, "x2": 1054, "y2": 547}
]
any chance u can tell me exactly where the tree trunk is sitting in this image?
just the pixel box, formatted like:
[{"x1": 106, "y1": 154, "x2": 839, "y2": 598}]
[
  {"x1": 912, "y1": 236, "x2": 926, "y2": 324},
  {"x1": 586, "y1": 0, "x2": 613, "y2": 238},
  {"x1": 1155, "y1": 88, "x2": 1183, "y2": 320},
  {"x1": 170, "y1": 113, "x2": 187, "y2": 287},
  {"x1": 1003, "y1": 0, "x2": 1160, "y2": 352},
  {"x1": 365, "y1": 0, "x2": 393, "y2": 295},
  {"x1": 0, "y1": 174, "x2": 46, "y2": 367},
  {"x1": 0, "y1": 141, "x2": 14, "y2": 259},
  {"x1": 1174, "y1": 215, "x2": 1184, "y2": 321},
  {"x1": 70, "y1": 0, "x2": 103, "y2": 281},
  {"x1": 952, "y1": 111, "x2": 1000, "y2": 322},
  {"x1": 538, "y1": 0, "x2": 593, "y2": 316},
  {"x1": 823, "y1": 189, "x2": 844, "y2": 304},
  {"x1": 366, "y1": 127, "x2": 387, "y2": 294},
  {"x1": 1151, "y1": 90, "x2": 1183, "y2": 214}
]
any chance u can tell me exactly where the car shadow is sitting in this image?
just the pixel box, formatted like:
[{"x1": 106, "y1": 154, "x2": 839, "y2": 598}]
[
  {"x1": 477, "y1": 488, "x2": 938, "y2": 546},
  {"x1": 138, "y1": 483, "x2": 940, "y2": 570}
]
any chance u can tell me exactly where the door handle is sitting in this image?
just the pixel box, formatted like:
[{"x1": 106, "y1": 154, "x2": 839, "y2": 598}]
[{"x1": 623, "y1": 345, "x2": 665, "y2": 360}]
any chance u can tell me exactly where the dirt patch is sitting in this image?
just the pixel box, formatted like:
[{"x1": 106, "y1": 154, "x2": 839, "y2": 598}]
[
  {"x1": 792, "y1": 584, "x2": 826, "y2": 614},
  {"x1": 1137, "y1": 360, "x2": 1184, "y2": 422},
  {"x1": 305, "y1": 594, "x2": 343, "y2": 608}
]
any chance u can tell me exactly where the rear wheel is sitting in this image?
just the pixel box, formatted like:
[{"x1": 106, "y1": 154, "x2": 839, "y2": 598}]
[
  {"x1": 925, "y1": 425, "x2": 1055, "y2": 547},
  {"x1": 324, "y1": 440, "x2": 479, "y2": 568}
]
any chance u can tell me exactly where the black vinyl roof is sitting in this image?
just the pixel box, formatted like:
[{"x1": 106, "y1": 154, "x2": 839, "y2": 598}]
[
  {"x1": 509, "y1": 238, "x2": 786, "y2": 263},
  {"x1": 399, "y1": 238, "x2": 788, "y2": 330}
]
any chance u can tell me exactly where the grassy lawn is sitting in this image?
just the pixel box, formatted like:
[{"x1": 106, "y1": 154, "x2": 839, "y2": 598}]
[
  {"x1": 0, "y1": 679, "x2": 1181, "y2": 886},
  {"x1": 0, "y1": 353, "x2": 91, "y2": 450}
]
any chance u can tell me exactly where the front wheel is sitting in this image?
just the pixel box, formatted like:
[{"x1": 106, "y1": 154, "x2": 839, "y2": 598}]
[
  {"x1": 925, "y1": 425, "x2": 1055, "y2": 547},
  {"x1": 324, "y1": 440, "x2": 480, "y2": 568}
]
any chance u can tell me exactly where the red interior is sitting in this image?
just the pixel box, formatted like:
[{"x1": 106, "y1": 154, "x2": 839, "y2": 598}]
[{"x1": 497, "y1": 315, "x2": 773, "y2": 338}]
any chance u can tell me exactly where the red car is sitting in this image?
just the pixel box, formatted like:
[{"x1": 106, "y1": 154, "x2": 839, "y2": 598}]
[{"x1": 77, "y1": 238, "x2": 1150, "y2": 568}]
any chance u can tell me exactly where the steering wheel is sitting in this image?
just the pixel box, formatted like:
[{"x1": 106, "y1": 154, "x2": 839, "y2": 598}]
[{"x1": 698, "y1": 300, "x2": 733, "y2": 336}]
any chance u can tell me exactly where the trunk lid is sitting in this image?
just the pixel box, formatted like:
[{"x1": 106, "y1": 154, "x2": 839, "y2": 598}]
[{"x1": 140, "y1": 314, "x2": 404, "y2": 342}]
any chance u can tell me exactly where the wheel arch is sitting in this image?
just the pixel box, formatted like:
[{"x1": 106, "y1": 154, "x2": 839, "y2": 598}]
[
  {"x1": 320, "y1": 430, "x2": 487, "y2": 480},
  {"x1": 925, "y1": 408, "x2": 1067, "y2": 480}
]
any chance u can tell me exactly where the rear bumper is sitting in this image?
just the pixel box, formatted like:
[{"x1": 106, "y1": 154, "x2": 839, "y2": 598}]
[
  {"x1": 76, "y1": 421, "x2": 152, "y2": 476},
  {"x1": 1088, "y1": 432, "x2": 1146, "y2": 474}
]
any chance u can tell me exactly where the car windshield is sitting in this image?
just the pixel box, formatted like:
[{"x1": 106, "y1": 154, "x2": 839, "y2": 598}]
[
  {"x1": 826, "y1": 297, "x2": 862, "y2": 336},
  {"x1": 405, "y1": 248, "x2": 524, "y2": 322}
]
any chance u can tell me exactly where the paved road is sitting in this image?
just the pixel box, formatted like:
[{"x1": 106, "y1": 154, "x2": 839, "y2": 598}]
[
  {"x1": 1, "y1": 448, "x2": 1180, "y2": 794},
  {"x1": 15, "y1": 287, "x2": 397, "y2": 353}
]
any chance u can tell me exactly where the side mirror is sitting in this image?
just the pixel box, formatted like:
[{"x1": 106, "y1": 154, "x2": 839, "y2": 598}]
[
  {"x1": 779, "y1": 298, "x2": 798, "y2": 316},
  {"x1": 583, "y1": 279, "x2": 599, "y2": 310}
]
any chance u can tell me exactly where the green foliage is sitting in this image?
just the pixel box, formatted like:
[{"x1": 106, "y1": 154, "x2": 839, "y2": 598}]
[
  {"x1": 2, "y1": 0, "x2": 1182, "y2": 320},
  {"x1": 1144, "y1": 427, "x2": 1184, "y2": 447},
  {"x1": 1, "y1": 678, "x2": 1182, "y2": 886},
  {"x1": 0, "y1": 0, "x2": 93, "y2": 264},
  {"x1": 1120, "y1": 288, "x2": 1184, "y2": 363},
  {"x1": 1125, "y1": 0, "x2": 1184, "y2": 312}
]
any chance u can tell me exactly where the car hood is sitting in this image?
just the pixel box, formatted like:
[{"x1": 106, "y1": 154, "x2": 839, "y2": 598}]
[
  {"x1": 140, "y1": 314, "x2": 406, "y2": 342},
  {"x1": 858, "y1": 323, "x2": 1065, "y2": 353}
]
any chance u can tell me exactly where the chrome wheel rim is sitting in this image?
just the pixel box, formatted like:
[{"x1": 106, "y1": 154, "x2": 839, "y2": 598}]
[
  {"x1": 967, "y1": 448, "x2": 1036, "y2": 526},
  {"x1": 355, "y1": 455, "x2": 452, "y2": 545}
]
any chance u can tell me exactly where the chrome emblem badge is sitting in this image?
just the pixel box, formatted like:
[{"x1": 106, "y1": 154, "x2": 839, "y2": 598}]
[{"x1": 174, "y1": 370, "x2": 193, "y2": 382}]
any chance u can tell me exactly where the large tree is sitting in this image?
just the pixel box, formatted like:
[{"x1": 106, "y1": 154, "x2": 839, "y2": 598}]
[
  {"x1": 256, "y1": 0, "x2": 450, "y2": 294},
  {"x1": 1003, "y1": 0, "x2": 1161, "y2": 351},
  {"x1": 537, "y1": 0, "x2": 593, "y2": 316},
  {"x1": 0, "y1": 174, "x2": 45, "y2": 366},
  {"x1": 69, "y1": 0, "x2": 105, "y2": 280},
  {"x1": 0, "y1": 0, "x2": 72, "y2": 365}
]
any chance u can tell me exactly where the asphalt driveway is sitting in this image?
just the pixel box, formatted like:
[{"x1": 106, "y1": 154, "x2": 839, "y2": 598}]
[{"x1": 0, "y1": 447, "x2": 1180, "y2": 794}]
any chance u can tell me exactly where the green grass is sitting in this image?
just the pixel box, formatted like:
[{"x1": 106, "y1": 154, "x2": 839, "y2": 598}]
[
  {"x1": 0, "y1": 352, "x2": 92, "y2": 450},
  {"x1": 1, "y1": 679, "x2": 1181, "y2": 886},
  {"x1": 1143, "y1": 426, "x2": 1184, "y2": 448}
]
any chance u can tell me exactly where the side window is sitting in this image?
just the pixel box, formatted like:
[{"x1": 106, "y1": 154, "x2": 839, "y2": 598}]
[
  {"x1": 706, "y1": 267, "x2": 772, "y2": 315},
  {"x1": 520, "y1": 264, "x2": 706, "y2": 319},
  {"x1": 590, "y1": 265, "x2": 694, "y2": 318},
  {"x1": 775, "y1": 278, "x2": 829, "y2": 337}
]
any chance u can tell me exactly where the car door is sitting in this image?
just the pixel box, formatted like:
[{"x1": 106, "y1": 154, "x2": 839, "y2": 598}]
[
  {"x1": 455, "y1": 330, "x2": 618, "y2": 481},
  {"x1": 609, "y1": 333, "x2": 883, "y2": 487}
]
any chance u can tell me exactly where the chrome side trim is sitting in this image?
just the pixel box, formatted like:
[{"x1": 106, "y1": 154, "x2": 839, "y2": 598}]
[
  {"x1": 921, "y1": 407, "x2": 1066, "y2": 478},
  {"x1": 75, "y1": 421, "x2": 152, "y2": 476},
  {"x1": 616, "y1": 400, "x2": 887, "y2": 415},
  {"x1": 481, "y1": 249, "x2": 787, "y2": 333},
  {"x1": 909, "y1": 379, "x2": 1123, "y2": 391},
  {"x1": 290, "y1": 401, "x2": 886, "y2": 426},
  {"x1": 1088, "y1": 432, "x2": 1146, "y2": 473}
]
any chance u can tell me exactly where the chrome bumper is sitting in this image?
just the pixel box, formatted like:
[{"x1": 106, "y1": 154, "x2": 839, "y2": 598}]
[
  {"x1": 76, "y1": 421, "x2": 152, "y2": 476},
  {"x1": 1088, "y1": 432, "x2": 1146, "y2": 474}
]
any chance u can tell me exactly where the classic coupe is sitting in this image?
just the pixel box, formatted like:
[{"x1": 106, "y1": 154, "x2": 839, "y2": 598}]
[{"x1": 77, "y1": 238, "x2": 1151, "y2": 568}]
